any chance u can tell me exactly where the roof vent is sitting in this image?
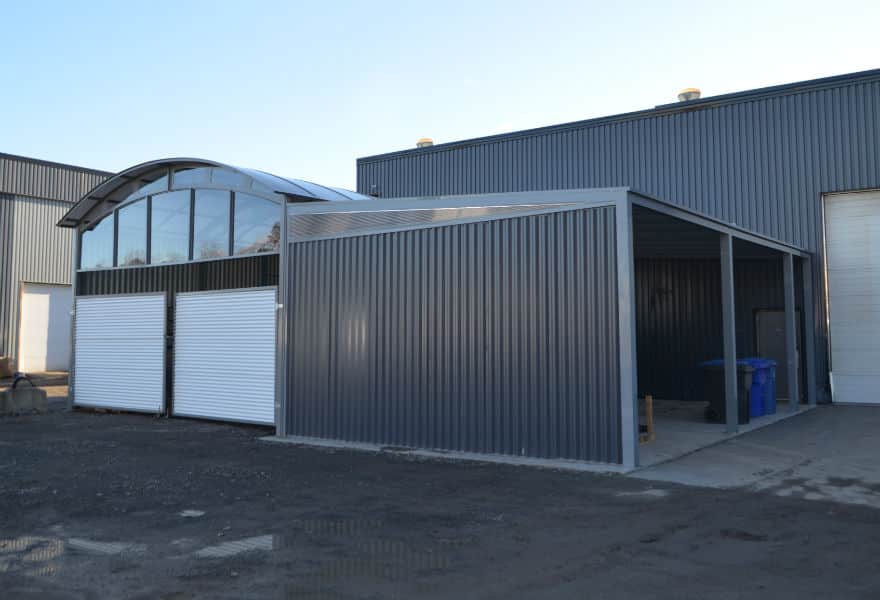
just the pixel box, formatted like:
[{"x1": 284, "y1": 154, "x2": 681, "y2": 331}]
[
  {"x1": 678, "y1": 88, "x2": 701, "y2": 102},
  {"x1": 416, "y1": 137, "x2": 434, "y2": 148}
]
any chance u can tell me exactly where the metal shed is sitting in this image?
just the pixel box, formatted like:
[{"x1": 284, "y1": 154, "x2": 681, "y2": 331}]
[
  {"x1": 60, "y1": 156, "x2": 813, "y2": 470},
  {"x1": 278, "y1": 187, "x2": 812, "y2": 469}
]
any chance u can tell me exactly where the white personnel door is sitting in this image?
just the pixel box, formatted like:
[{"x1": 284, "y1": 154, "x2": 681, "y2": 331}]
[
  {"x1": 18, "y1": 283, "x2": 73, "y2": 372},
  {"x1": 173, "y1": 288, "x2": 276, "y2": 425},
  {"x1": 824, "y1": 190, "x2": 880, "y2": 404},
  {"x1": 73, "y1": 294, "x2": 166, "y2": 412}
]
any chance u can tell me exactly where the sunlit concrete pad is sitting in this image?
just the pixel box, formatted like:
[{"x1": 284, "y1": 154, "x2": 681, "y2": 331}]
[{"x1": 632, "y1": 405, "x2": 880, "y2": 509}]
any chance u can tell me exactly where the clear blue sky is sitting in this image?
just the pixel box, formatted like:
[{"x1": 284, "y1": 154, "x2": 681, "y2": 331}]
[{"x1": 2, "y1": 0, "x2": 877, "y2": 190}]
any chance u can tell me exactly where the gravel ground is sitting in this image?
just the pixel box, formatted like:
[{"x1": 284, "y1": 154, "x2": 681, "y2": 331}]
[{"x1": 1, "y1": 408, "x2": 879, "y2": 599}]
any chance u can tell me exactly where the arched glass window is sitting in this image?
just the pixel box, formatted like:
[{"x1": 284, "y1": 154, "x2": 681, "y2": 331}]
[
  {"x1": 80, "y1": 214, "x2": 115, "y2": 269},
  {"x1": 150, "y1": 190, "x2": 191, "y2": 264},
  {"x1": 122, "y1": 173, "x2": 169, "y2": 205},
  {"x1": 78, "y1": 183, "x2": 281, "y2": 269},
  {"x1": 117, "y1": 199, "x2": 147, "y2": 266},
  {"x1": 193, "y1": 189, "x2": 231, "y2": 259},
  {"x1": 233, "y1": 193, "x2": 280, "y2": 255},
  {"x1": 174, "y1": 167, "x2": 249, "y2": 190}
]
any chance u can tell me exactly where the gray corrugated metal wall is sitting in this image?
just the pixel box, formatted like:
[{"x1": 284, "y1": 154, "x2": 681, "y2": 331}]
[
  {"x1": 0, "y1": 154, "x2": 109, "y2": 203},
  {"x1": 286, "y1": 207, "x2": 621, "y2": 463},
  {"x1": 357, "y1": 80, "x2": 879, "y2": 250},
  {"x1": 635, "y1": 257, "x2": 804, "y2": 402},
  {"x1": 76, "y1": 255, "x2": 278, "y2": 296},
  {"x1": 0, "y1": 154, "x2": 110, "y2": 365},
  {"x1": 358, "y1": 77, "x2": 880, "y2": 400},
  {"x1": 0, "y1": 194, "x2": 76, "y2": 359}
]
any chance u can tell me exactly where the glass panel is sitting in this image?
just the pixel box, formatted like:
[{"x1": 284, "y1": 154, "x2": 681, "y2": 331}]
[
  {"x1": 193, "y1": 189, "x2": 230, "y2": 259},
  {"x1": 150, "y1": 190, "x2": 190, "y2": 264},
  {"x1": 116, "y1": 199, "x2": 147, "y2": 266},
  {"x1": 122, "y1": 173, "x2": 168, "y2": 204},
  {"x1": 173, "y1": 167, "x2": 250, "y2": 190},
  {"x1": 233, "y1": 193, "x2": 279, "y2": 255},
  {"x1": 173, "y1": 167, "x2": 210, "y2": 188},
  {"x1": 210, "y1": 168, "x2": 250, "y2": 189},
  {"x1": 79, "y1": 214, "x2": 114, "y2": 269}
]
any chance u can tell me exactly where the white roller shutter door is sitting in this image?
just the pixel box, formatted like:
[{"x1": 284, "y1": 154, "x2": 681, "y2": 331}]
[
  {"x1": 73, "y1": 294, "x2": 165, "y2": 412},
  {"x1": 173, "y1": 288, "x2": 276, "y2": 424},
  {"x1": 825, "y1": 191, "x2": 880, "y2": 404}
]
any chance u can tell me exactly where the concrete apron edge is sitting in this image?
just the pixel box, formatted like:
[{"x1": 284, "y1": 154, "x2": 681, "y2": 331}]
[
  {"x1": 260, "y1": 435, "x2": 631, "y2": 474},
  {"x1": 631, "y1": 404, "x2": 818, "y2": 474}
]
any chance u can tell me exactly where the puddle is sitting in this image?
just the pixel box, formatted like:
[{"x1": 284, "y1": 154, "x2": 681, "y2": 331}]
[
  {"x1": 195, "y1": 535, "x2": 276, "y2": 558},
  {"x1": 191, "y1": 518, "x2": 457, "y2": 592},
  {"x1": 2, "y1": 518, "x2": 458, "y2": 589},
  {"x1": 67, "y1": 538, "x2": 146, "y2": 555},
  {"x1": 291, "y1": 518, "x2": 383, "y2": 537},
  {"x1": 0, "y1": 536, "x2": 65, "y2": 577},
  {"x1": 0, "y1": 535, "x2": 145, "y2": 577},
  {"x1": 614, "y1": 488, "x2": 670, "y2": 499}
]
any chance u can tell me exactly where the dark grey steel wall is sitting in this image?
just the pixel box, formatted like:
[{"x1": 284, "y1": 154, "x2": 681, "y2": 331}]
[
  {"x1": 286, "y1": 207, "x2": 621, "y2": 463},
  {"x1": 76, "y1": 255, "x2": 278, "y2": 296},
  {"x1": 358, "y1": 74, "x2": 880, "y2": 401},
  {"x1": 636, "y1": 257, "x2": 804, "y2": 402},
  {"x1": 0, "y1": 153, "x2": 110, "y2": 203},
  {"x1": 358, "y1": 76, "x2": 879, "y2": 251}
]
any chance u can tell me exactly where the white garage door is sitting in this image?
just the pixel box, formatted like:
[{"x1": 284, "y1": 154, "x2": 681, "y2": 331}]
[
  {"x1": 73, "y1": 294, "x2": 166, "y2": 412},
  {"x1": 825, "y1": 190, "x2": 880, "y2": 404},
  {"x1": 18, "y1": 283, "x2": 73, "y2": 372},
  {"x1": 173, "y1": 288, "x2": 276, "y2": 424}
]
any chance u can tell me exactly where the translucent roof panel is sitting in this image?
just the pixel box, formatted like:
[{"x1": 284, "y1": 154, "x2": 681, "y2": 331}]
[{"x1": 59, "y1": 157, "x2": 373, "y2": 228}]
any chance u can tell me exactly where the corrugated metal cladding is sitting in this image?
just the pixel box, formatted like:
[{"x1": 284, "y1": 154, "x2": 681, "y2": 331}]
[
  {"x1": 636, "y1": 258, "x2": 803, "y2": 402},
  {"x1": 358, "y1": 78, "x2": 880, "y2": 253},
  {"x1": 0, "y1": 154, "x2": 110, "y2": 204},
  {"x1": 75, "y1": 254, "x2": 278, "y2": 297},
  {"x1": 0, "y1": 194, "x2": 75, "y2": 358},
  {"x1": 287, "y1": 207, "x2": 621, "y2": 463},
  {"x1": 358, "y1": 76, "x2": 880, "y2": 400}
]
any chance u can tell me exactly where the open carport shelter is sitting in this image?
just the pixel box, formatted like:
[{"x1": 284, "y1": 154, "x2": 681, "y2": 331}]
[{"x1": 60, "y1": 159, "x2": 814, "y2": 470}]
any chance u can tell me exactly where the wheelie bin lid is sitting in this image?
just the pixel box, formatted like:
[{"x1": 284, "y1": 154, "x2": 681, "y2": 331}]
[
  {"x1": 739, "y1": 357, "x2": 777, "y2": 368},
  {"x1": 699, "y1": 359, "x2": 755, "y2": 371}
]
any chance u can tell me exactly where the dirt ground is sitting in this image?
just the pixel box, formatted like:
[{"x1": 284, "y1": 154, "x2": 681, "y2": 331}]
[{"x1": 2, "y1": 408, "x2": 880, "y2": 599}]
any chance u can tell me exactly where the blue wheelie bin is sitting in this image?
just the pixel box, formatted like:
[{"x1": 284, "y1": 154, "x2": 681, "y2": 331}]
[{"x1": 740, "y1": 358, "x2": 777, "y2": 416}]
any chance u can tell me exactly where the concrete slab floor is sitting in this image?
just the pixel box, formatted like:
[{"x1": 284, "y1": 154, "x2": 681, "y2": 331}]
[
  {"x1": 634, "y1": 405, "x2": 880, "y2": 509},
  {"x1": 638, "y1": 398, "x2": 809, "y2": 468}
]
